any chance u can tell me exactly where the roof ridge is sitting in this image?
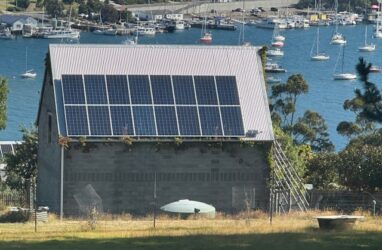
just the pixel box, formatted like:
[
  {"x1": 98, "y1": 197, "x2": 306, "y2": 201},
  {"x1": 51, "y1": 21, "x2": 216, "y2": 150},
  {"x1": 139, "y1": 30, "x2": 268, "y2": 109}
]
[{"x1": 49, "y1": 44, "x2": 260, "y2": 50}]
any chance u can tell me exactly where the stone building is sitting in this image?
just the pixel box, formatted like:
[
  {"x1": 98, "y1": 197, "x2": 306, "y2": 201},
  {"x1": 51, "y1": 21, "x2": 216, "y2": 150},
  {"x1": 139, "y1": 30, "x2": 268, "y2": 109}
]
[{"x1": 36, "y1": 44, "x2": 274, "y2": 217}]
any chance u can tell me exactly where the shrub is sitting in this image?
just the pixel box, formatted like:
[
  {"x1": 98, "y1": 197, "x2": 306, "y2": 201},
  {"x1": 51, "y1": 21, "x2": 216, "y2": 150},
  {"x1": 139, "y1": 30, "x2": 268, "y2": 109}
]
[{"x1": 0, "y1": 210, "x2": 30, "y2": 223}]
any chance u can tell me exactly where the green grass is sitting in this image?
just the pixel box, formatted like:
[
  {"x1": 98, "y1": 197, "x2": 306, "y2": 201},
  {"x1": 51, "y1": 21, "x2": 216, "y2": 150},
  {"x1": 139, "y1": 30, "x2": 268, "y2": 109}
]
[
  {"x1": 1, "y1": 231, "x2": 382, "y2": 250},
  {"x1": 0, "y1": 212, "x2": 381, "y2": 250}
]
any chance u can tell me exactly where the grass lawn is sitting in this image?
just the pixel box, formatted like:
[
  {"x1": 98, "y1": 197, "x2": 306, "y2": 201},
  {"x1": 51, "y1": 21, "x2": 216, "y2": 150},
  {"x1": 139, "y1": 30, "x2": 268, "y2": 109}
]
[{"x1": 0, "y1": 211, "x2": 381, "y2": 250}]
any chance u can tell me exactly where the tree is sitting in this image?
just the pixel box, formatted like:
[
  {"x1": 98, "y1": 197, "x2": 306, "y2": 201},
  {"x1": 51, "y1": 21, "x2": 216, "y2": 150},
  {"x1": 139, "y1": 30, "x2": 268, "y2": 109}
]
[
  {"x1": 4, "y1": 127, "x2": 38, "y2": 191},
  {"x1": 258, "y1": 46, "x2": 267, "y2": 81},
  {"x1": 0, "y1": 77, "x2": 8, "y2": 130},
  {"x1": 44, "y1": 0, "x2": 65, "y2": 17},
  {"x1": 16, "y1": 0, "x2": 30, "y2": 9},
  {"x1": 101, "y1": 4, "x2": 119, "y2": 23},
  {"x1": 273, "y1": 126, "x2": 312, "y2": 178},
  {"x1": 271, "y1": 74, "x2": 309, "y2": 129},
  {"x1": 292, "y1": 111, "x2": 334, "y2": 152},
  {"x1": 338, "y1": 142, "x2": 382, "y2": 191},
  {"x1": 294, "y1": 0, "x2": 372, "y2": 12},
  {"x1": 87, "y1": 0, "x2": 103, "y2": 16},
  {"x1": 337, "y1": 58, "x2": 382, "y2": 138},
  {"x1": 305, "y1": 152, "x2": 340, "y2": 189}
]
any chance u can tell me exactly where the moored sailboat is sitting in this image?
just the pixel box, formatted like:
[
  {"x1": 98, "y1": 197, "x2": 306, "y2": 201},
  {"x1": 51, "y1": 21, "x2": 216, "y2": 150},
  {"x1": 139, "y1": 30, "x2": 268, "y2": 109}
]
[
  {"x1": 20, "y1": 47, "x2": 36, "y2": 79},
  {"x1": 358, "y1": 25, "x2": 375, "y2": 52},
  {"x1": 311, "y1": 27, "x2": 329, "y2": 61},
  {"x1": 333, "y1": 45, "x2": 356, "y2": 80},
  {"x1": 200, "y1": 13, "x2": 212, "y2": 43},
  {"x1": 331, "y1": 0, "x2": 346, "y2": 45}
]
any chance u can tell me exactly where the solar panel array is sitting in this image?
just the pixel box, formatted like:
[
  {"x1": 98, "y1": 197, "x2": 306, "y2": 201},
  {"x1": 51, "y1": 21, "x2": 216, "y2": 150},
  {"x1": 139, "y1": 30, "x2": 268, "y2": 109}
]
[{"x1": 61, "y1": 74, "x2": 245, "y2": 137}]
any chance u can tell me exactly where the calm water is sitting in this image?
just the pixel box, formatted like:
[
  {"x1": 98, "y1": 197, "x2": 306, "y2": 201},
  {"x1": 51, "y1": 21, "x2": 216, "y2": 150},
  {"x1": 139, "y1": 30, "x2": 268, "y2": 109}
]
[{"x1": 0, "y1": 24, "x2": 381, "y2": 150}]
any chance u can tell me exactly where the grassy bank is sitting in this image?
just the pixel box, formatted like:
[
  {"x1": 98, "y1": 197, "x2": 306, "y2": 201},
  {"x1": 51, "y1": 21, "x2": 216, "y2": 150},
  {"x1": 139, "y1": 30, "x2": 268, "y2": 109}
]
[{"x1": 0, "y1": 211, "x2": 381, "y2": 250}]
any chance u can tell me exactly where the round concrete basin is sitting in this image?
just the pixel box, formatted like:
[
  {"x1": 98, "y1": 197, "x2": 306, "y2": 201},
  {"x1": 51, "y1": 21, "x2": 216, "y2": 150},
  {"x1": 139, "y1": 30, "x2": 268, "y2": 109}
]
[{"x1": 316, "y1": 215, "x2": 365, "y2": 230}]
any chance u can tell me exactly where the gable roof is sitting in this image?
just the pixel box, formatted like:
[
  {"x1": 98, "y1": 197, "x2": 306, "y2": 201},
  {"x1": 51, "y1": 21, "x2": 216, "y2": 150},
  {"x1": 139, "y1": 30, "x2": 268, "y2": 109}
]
[
  {"x1": 0, "y1": 15, "x2": 35, "y2": 24},
  {"x1": 47, "y1": 44, "x2": 274, "y2": 141}
]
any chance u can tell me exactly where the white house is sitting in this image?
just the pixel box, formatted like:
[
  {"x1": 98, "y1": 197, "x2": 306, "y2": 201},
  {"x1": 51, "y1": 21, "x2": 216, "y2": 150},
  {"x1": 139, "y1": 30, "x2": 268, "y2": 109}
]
[
  {"x1": 0, "y1": 15, "x2": 38, "y2": 32},
  {"x1": 165, "y1": 13, "x2": 183, "y2": 20}
]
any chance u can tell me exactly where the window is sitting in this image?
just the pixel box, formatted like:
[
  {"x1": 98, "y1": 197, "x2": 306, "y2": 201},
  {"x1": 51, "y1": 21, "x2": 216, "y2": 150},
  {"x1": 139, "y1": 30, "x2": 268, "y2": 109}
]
[{"x1": 48, "y1": 113, "x2": 52, "y2": 143}]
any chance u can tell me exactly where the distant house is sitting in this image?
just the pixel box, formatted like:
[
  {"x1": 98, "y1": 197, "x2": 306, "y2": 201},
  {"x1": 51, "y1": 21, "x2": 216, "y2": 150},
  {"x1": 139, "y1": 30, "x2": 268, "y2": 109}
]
[
  {"x1": 0, "y1": 15, "x2": 38, "y2": 33},
  {"x1": 165, "y1": 13, "x2": 183, "y2": 20},
  {"x1": 36, "y1": 44, "x2": 274, "y2": 217},
  {"x1": 211, "y1": 0, "x2": 232, "y2": 2},
  {"x1": 133, "y1": 11, "x2": 163, "y2": 21}
]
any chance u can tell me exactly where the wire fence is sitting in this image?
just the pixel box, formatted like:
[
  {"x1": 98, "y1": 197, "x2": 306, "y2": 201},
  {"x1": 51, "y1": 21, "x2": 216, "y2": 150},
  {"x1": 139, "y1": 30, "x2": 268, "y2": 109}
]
[
  {"x1": 0, "y1": 192, "x2": 29, "y2": 208},
  {"x1": 309, "y1": 190, "x2": 382, "y2": 215}
]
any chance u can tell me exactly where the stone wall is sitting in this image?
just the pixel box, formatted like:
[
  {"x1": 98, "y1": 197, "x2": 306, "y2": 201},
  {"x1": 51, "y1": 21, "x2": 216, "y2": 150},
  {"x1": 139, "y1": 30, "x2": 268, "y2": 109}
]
[
  {"x1": 62, "y1": 141, "x2": 271, "y2": 216},
  {"x1": 36, "y1": 72, "x2": 62, "y2": 213}
]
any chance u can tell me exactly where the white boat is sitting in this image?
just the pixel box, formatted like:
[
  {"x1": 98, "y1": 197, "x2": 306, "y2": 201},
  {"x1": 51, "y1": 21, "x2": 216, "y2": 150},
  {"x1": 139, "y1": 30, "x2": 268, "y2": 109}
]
[
  {"x1": 255, "y1": 17, "x2": 287, "y2": 29},
  {"x1": 0, "y1": 28, "x2": 15, "y2": 40},
  {"x1": 333, "y1": 73, "x2": 357, "y2": 80},
  {"x1": 43, "y1": 29, "x2": 80, "y2": 39},
  {"x1": 331, "y1": 34, "x2": 347, "y2": 45},
  {"x1": 266, "y1": 48, "x2": 284, "y2": 57},
  {"x1": 200, "y1": 14, "x2": 212, "y2": 43},
  {"x1": 271, "y1": 22, "x2": 284, "y2": 47},
  {"x1": 20, "y1": 48, "x2": 36, "y2": 79},
  {"x1": 333, "y1": 45, "x2": 356, "y2": 80},
  {"x1": 122, "y1": 37, "x2": 137, "y2": 45},
  {"x1": 265, "y1": 63, "x2": 287, "y2": 73},
  {"x1": 359, "y1": 21, "x2": 375, "y2": 52},
  {"x1": 93, "y1": 29, "x2": 104, "y2": 35},
  {"x1": 266, "y1": 76, "x2": 281, "y2": 84},
  {"x1": 174, "y1": 20, "x2": 185, "y2": 30},
  {"x1": 200, "y1": 32, "x2": 212, "y2": 43},
  {"x1": 311, "y1": 27, "x2": 329, "y2": 61},
  {"x1": 274, "y1": 35, "x2": 285, "y2": 41},
  {"x1": 331, "y1": 0, "x2": 346, "y2": 45},
  {"x1": 271, "y1": 41, "x2": 284, "y2": 47},
  {"x1": 103, "y1": 28, "x2": 117, "y2": 36},
  {"x1": 44, "y1": 7, "x2": 80, "y2": 39},
  {"x1": 135, "y1": 26, "x2": 156, "y2": 36},
  {"x1": 246, "y1": 20, "x2": 257, "y2": 26},
  {"x1": 21, "y1": 70, "x2": 37, "y2": 79},
  {"x1": 370, "y1": 65, "x2": 381, "y2": 73}
]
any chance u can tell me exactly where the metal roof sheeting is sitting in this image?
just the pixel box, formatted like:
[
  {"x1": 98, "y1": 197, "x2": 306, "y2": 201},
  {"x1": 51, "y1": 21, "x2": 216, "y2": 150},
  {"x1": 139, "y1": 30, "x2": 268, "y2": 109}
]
[{"x1": 49, "y1": 44, "x2": 274, "y2": 141}]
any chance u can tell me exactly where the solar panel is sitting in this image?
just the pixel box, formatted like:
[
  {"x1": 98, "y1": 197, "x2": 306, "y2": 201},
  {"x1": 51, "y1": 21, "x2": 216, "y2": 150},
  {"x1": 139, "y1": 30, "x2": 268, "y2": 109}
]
[
  {"x1": 129, "y1": 75, "x2": 152, "y2": 104},
  {"x1": 177, "y1": 106, "x2": 200, "y2": 135},
  {"x1": 194, "y1": 76, "x2": 218, "y2": 105},
  {"x1": 65, "y1": 106, "x2": 89, "y2": 136},
  {"x1": 221, "y1": 107, "x2": 244, "y2": 136},
  {"x1": 155, "y1": 106, "x2": 178, "y2": 135},
  {"x1": 151, "y1": 75, "x2": 174, "y2": 104},
  {"x1": 62, "y1": 75, "x2": 85, "y2": 104},
  {"x1": 199, "y1": 107, "x2": 222, "y2": 135},
  {"x1": 110, "y1": 106, "x2": 134, "y2": 135},
  {"x1": 106, "y1": 75, "x2": 130, "y2": 104},
  {"x1": 215, "y1": 76, "x2": 240, "y2": 105},
  {"x1": 172, "y1": 76, "x2": 196, "y2": 105},
  {"x1": 133, "y1": 106, "x2": 156, "y2": 135},
  {"x1": 61, "y1": 74, "x2": 245, "y2": 138},
  {"x1": 84, "y1": 75, "x2": 107, "y2": 104},
  {"x1": 88, "y1": 106, "x2": 111, "y2": 135}
]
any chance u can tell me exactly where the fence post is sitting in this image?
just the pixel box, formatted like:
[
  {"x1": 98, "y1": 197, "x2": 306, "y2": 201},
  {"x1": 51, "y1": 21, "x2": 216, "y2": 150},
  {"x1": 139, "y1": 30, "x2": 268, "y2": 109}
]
[{"x1": 373, "y1": 200, "x2": 376, "y2": 216}]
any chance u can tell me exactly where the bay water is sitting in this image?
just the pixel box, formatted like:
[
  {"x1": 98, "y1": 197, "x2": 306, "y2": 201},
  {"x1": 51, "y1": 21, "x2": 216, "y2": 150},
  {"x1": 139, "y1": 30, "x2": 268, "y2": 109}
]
[{"x1": 0, "y1": 24, "x2": 380, "y2": 150}]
